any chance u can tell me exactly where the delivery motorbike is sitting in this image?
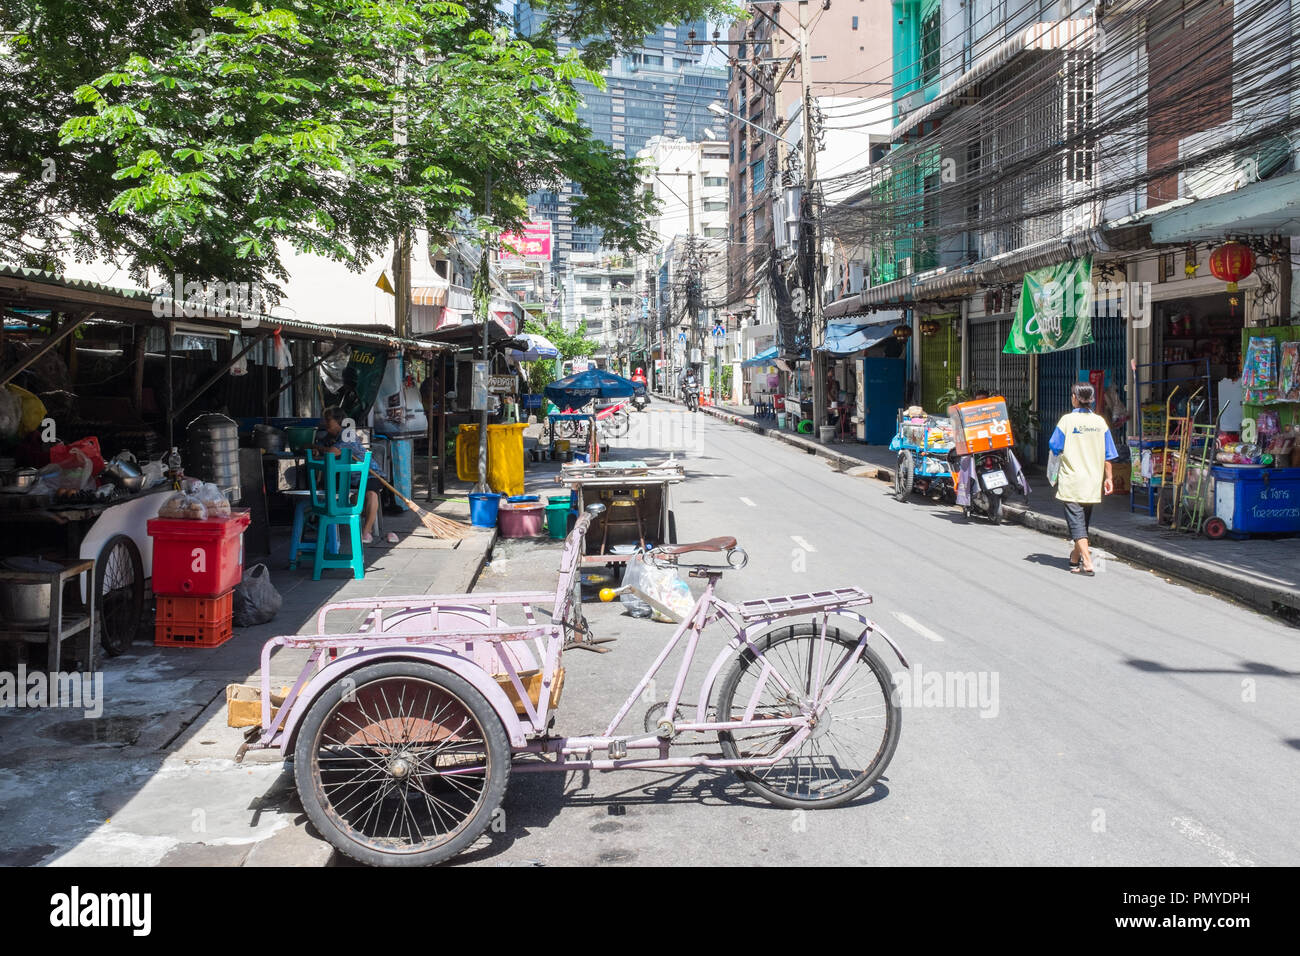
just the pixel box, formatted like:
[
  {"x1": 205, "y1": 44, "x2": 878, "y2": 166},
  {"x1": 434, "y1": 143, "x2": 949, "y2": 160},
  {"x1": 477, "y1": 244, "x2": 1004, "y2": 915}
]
[{"x1": 948, "y1": 396, "x2": 1027, "y2": 525}]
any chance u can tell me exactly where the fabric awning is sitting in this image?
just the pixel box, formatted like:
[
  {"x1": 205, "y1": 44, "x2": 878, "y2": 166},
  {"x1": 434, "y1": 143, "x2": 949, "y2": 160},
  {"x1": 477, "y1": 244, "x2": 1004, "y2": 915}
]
[
  {"x1": 742, "y1": 346, "x2": 780, "y2": 368},
  {"x1": 817, "y1": 320, "x2": 895, "y2": 356}
]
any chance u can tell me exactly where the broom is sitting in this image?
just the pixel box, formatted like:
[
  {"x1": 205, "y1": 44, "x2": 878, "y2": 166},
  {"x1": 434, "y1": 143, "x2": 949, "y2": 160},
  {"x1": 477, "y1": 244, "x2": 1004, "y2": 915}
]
[{"x1": 370, "y1": 473, "x2": 477, "y2": 539}]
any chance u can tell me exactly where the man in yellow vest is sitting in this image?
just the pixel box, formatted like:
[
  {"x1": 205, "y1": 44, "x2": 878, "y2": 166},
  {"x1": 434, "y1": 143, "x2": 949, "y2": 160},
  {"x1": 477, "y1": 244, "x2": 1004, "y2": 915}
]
[{"x1": 1049, "y1": 382, "x2": 1117, "y2": 576}]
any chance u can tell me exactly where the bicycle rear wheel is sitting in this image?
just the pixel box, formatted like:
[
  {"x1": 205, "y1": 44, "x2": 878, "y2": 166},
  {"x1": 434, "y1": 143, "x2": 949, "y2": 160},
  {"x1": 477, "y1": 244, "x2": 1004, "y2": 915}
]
[{"x1": 717, "y1": 620, "x2": 900, "y2": 809}]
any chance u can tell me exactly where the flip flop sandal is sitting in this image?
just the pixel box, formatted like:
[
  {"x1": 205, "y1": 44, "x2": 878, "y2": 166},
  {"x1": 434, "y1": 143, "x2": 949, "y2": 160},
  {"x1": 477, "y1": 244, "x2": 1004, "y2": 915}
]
[
  {"x1": 1069, "y1": 559, "x2": 1081, "y2": 570},
  {"x1": 1070, "y1": 565, "x2": 1095, "y2": 576}
]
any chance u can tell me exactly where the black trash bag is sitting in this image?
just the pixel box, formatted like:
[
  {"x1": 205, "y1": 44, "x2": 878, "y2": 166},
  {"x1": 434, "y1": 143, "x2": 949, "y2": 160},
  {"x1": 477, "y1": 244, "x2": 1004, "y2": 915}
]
[{"x1": 232, "y1": 563, "x2": 282, "y2": 627}]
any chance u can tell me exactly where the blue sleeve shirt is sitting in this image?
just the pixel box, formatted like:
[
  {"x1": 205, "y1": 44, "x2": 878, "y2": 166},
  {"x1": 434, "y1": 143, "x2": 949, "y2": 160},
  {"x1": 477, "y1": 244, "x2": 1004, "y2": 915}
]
[{"x1": 1050, "y1": 408, "x2": 1118, "y2": 458}]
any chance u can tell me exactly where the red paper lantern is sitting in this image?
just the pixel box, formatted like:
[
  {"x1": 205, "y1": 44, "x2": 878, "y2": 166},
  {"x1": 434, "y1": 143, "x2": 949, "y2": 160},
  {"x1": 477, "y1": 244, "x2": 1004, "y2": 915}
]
[{"x1": 1208, "y1": 242, "x2": 1254, "y2": 287}]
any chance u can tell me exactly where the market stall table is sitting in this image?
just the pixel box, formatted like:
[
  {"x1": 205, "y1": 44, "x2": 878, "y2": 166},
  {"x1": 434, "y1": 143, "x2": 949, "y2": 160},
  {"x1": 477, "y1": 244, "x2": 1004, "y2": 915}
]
[
  {"x1": 0, "y1": 486, "x2": 170, "y2": 655},
  {"x1": 557, "y1": 459, "x2": 686, "y2": 566}
]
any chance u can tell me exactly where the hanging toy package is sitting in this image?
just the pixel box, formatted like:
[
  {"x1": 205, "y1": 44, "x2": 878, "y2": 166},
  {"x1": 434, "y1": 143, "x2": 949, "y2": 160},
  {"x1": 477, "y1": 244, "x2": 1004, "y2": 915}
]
[{"x1": 374, "y1": 355, "x2": 429, "y2": 437}]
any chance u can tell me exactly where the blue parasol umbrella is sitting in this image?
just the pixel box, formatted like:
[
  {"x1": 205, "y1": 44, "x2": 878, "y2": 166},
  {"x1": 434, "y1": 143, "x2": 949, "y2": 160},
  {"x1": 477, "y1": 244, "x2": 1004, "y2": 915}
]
[
  {"x1": 544, "y1": 368, "x2": 637, "y2": 408},
  {"x1": 504, "y1": 332, "x2": 560, "y2": 362}
]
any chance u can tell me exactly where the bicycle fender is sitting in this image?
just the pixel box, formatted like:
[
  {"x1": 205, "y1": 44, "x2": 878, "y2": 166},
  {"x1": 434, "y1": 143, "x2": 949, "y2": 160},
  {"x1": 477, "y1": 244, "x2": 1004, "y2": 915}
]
[{"x1": 277, "y1": 646, "x2": 530, "y2": 752}]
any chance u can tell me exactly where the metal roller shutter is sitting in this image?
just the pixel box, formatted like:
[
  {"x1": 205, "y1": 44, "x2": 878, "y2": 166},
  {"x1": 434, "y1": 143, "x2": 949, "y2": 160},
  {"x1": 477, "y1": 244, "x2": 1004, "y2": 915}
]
[{"x1": 1035, "y1": 314, "x2": 1127, "y2": 463}]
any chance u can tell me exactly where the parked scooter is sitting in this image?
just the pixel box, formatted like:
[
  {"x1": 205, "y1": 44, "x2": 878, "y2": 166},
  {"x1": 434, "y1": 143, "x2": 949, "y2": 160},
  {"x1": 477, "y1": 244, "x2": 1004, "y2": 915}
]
[
  {"x1": 948, "y1": 392, "x2": 1027, "y2": 525},
  {"x1": 954, "y1": 447, "x2": 1025, "y2": 524}
]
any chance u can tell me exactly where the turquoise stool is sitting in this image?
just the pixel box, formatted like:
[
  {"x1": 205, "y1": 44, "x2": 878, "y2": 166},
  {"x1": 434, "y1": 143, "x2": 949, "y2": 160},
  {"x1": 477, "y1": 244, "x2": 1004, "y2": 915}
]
[
  {"x1": 306, "y1": 449, "x2": 372, "y2": 580},
  {"x1": 287, "y1": 491, "x2": 340, "y2": 570}
]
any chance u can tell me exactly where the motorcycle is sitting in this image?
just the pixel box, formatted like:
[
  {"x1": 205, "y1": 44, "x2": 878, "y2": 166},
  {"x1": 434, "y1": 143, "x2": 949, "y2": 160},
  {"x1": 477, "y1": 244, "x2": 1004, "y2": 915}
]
[
  {"x1": 954, "y1": 447, "x2": 1025, "y2": 524},
  {"x1": 683, "y1": 386, "x2": 699, "y2": 413},
  {"x1": 631, "y1": 383, "x2": 649, "y2": 411}
]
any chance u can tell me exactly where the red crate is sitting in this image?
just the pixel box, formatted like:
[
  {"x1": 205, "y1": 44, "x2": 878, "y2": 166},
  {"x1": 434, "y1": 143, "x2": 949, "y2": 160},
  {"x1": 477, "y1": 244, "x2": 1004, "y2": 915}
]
[
  {"x1": 154, "y1": 589, "x2": 234, "y2": 649},
  {"x1": 147, "y1": 510, "x2": 250, "y2": 597}
]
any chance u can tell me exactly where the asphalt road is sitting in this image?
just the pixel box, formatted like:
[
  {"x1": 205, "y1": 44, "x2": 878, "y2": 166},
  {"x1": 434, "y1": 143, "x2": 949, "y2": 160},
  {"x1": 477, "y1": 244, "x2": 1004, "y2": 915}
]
[{"x1": 461, "y1": 404, "x2": 1299, "y2": 867}]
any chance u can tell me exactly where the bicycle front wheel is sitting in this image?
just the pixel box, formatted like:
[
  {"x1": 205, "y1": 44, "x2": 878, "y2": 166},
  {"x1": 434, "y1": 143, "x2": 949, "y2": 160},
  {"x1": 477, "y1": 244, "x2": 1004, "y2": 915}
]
[{"x1": 717, "y1": 620, "x2": 900, "y2": 809}]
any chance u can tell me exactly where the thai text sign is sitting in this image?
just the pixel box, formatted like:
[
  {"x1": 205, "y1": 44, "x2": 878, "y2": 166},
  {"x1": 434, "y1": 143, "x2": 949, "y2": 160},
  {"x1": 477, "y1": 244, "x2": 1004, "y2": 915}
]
[{"x1": 499, "y1": 222, "x2": 553, "y2": 262}]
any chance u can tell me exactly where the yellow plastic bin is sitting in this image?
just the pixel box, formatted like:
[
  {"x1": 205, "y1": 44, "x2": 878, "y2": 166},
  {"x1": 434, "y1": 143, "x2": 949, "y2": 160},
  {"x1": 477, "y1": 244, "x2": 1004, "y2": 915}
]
[{"x1": 455, "y1": 423, "x2": 528, "y2": 497}]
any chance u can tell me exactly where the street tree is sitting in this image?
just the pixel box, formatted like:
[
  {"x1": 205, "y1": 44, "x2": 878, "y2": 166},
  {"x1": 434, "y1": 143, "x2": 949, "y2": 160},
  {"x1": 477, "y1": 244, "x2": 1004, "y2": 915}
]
[{"x1": 2, "y1": 0, "x2": 736, "y2": 296}]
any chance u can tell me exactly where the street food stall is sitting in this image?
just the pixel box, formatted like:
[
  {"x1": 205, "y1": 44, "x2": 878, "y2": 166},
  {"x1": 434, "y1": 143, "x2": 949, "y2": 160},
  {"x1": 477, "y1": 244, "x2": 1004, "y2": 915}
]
[
  {"x1": 557, "y1": 458, "x2": 685, "y2": 566},
  {"x1": 0, "y1": 264, "x2": 455, "y2": 664}
]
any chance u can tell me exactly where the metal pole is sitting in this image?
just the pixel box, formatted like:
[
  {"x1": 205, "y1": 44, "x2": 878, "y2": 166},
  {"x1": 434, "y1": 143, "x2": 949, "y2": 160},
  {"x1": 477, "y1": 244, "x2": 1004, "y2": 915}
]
[
  {"x1": 800, "y1": 0, "x2": 826, "y2": 434},
  {"x1": 425, "y1": 356, "x2": 434, "y2": 501},
  {"x1": 165, "y1": 322, "x2": 175, "y2": 452},
  {"x1": 475, "y1": 170, "x2": 493, "y2": 493}
]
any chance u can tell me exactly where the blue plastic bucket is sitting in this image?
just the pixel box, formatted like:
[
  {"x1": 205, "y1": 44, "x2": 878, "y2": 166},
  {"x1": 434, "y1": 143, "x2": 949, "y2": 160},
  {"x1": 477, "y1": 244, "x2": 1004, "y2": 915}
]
[{"x1": 469, "y1": 493, "x2": 503, "y2": 528}]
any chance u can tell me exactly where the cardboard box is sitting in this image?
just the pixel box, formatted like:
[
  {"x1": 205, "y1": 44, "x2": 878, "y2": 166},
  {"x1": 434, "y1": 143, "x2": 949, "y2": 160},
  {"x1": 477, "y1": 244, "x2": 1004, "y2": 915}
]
[
  {"x1": 226, "y1": 683, "x2": 289, "y2": 729},
  {"x1": 1110, "y1": 461, "x2": 1132, "y2": 495},
  {"x1": 947, "y1": 397, "x2": 1014, "y2": 455}
]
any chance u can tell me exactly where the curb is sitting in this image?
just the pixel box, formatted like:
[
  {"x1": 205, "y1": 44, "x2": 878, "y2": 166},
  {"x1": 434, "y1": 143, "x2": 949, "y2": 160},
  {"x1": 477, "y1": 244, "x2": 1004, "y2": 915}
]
[
  {"x1": 656, "y1": 393, "x2": 893, "y2": 479},
  {"x1": 660, "y1": 393, "x2": 1300, "y2": 618}
]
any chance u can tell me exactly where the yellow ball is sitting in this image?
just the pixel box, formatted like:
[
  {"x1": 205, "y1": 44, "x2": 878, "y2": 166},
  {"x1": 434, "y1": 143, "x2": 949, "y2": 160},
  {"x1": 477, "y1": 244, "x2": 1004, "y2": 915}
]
[{"x1": 598, "y1": 588, "x2": 617, "y2": 602}]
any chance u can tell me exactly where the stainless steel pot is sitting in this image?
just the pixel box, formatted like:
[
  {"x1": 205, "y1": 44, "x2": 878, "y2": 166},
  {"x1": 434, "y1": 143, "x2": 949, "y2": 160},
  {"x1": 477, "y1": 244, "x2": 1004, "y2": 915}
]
[
  {"x1": 253, "y1": 424, "x2": 286, "y2": 453},
  {"x1": 103, "y1": 453, "x2": 144, "y2": 493},
  {"x1": 11, "y1": 468, "x2": 38, "y2": 490},
  {"x1": 0, "y1": 557, "x2": 61, "y2": 624}
]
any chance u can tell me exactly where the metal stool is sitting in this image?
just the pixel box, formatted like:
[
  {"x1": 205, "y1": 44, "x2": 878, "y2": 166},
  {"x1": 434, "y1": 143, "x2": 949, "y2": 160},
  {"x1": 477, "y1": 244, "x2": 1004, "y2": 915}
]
[{"x1": 598, "y1": 492, "x2": 647, "y2": 554}]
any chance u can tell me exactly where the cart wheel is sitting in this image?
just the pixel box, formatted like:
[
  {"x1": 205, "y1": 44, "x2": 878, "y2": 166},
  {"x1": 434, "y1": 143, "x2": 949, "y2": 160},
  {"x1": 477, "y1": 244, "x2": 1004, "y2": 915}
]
[
  {"x1": 97, "y1": 534, "x2": 143, "y2": 657},
  {"x1": 894, "y1": 452, "x2": 915, "y2": 501},
  {"x1": 1204, "y1": 516, "x2": 1228, "y2": 540},
  {"x1": 294, "y1": 661, "x2": 510, "y2": 867},
  {"x1": 666, "y1": 509, "x2": 677, "y2": 545}
]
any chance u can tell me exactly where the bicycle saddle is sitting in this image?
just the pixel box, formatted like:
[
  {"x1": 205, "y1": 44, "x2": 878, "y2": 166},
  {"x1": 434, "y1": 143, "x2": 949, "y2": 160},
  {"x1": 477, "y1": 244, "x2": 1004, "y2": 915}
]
[{"x1": 657, "y1": 536, "x2": 737, "y2": 556}]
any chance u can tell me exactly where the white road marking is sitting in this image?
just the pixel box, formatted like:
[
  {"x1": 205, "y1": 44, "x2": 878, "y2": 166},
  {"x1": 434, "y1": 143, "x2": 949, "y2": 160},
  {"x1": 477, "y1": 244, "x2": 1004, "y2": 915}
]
[
  {"x1": 791, "y1": 535, "x2": 816, "y2": 552},
  {"x1": 740, "y1": 496, "x2": 756, "y2": 507},
  {"x1": 1171, "y1": 816, "x2": 1256, "y2": 867},
  {"x1": 890, "y1": 611, "x2": 945, "y2": 643}
]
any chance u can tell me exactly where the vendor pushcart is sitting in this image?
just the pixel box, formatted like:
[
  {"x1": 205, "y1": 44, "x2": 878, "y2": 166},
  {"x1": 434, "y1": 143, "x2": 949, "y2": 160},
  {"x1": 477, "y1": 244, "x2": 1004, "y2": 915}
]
[{"x1": 557, "y1": 458, "x2": 685, "y2": 566}]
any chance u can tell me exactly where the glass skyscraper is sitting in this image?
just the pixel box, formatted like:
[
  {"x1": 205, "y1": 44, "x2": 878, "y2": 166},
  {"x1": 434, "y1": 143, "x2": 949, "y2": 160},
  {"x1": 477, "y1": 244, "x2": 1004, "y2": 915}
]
[{"x1": 513, "y1": 4, "x2": 728, "y2": 264}]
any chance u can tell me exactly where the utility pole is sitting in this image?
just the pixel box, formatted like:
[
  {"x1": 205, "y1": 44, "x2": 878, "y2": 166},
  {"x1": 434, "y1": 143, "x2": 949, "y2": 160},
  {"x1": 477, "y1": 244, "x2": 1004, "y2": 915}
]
[
  {"x1": 800, "y1": 0, "x2": 826, "y2": 433},
  {"x1": 474, "y1": 169, "x2": 493, "y2": 494}
]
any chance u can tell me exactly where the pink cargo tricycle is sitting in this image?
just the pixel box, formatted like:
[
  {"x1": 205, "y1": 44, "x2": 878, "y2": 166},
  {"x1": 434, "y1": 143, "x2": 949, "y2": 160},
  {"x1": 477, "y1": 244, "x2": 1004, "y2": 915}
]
[{"x1": 238, "y1": 506, "x2": 908, "y2": 866}]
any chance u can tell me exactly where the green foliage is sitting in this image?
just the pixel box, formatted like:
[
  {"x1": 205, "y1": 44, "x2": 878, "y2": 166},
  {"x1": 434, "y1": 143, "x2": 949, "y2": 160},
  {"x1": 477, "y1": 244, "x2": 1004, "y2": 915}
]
[
  {"x1": 1009, "y1": 398, "x2": 1040, "y2": 454},
  {"x1": 523, "y1": 318, "x2": 596, "y2": 361},
  {"x1": 3, "y1": 0, "x2": 735, "y2": 291},
  {"x1": 936, "y1": 386, "x2": 971, "y2": 411}
]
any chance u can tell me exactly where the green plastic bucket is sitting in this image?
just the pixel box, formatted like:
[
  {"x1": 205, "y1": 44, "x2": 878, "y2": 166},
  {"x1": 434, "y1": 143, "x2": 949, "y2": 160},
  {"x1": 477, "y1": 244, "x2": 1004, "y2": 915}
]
[{"x1": 545, "y1": 501, "x2": 569, "y2": 539}]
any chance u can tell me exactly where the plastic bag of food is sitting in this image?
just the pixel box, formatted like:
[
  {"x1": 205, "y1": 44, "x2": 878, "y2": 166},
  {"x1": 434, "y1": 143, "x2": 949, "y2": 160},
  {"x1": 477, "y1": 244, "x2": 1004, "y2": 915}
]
[
  {"x1": 31, "y1": 447, "x2": 95, "y2": 493},
  {"x1": 141, "y1": 460, "x2": 167, "y2": 490},
  {"x1": 232, "y1": 564, "x2": 282, "y2": 627},
  {"x1": 158, "y1": 491, "x2": 208, "y2": 519},
  {"x1": 619, "y1": 553, "x2": 694, "y2": 623},
  {"x1": 198, "y1": 481, "x2": 231, "y2": 517}
]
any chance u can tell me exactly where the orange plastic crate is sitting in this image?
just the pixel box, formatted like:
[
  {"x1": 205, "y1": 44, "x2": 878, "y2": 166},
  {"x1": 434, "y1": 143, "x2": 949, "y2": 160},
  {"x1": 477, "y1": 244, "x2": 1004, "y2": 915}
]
[{"x1": 154, "y1": 589, "x2": 234, "y2": 649}]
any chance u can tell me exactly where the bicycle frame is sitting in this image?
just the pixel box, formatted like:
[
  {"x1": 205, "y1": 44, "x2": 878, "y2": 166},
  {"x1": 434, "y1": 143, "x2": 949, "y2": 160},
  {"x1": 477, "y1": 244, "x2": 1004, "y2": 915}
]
[
  {"x1": 513, "y1": 572, "x2": 909, "y2": 773},
  {"x1": 242, "y1": 516, "x2": 907, "y2": 778}
]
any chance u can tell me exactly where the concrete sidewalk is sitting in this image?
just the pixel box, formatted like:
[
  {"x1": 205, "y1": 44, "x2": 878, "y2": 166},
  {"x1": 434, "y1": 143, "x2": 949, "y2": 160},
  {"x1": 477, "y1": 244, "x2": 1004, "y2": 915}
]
[
  {"x1": 664, "y1": 392, "x2": 1300, "y2": 619},
  {"x1": 0, "y1": 472, "x2": 502, "y2": 868}
]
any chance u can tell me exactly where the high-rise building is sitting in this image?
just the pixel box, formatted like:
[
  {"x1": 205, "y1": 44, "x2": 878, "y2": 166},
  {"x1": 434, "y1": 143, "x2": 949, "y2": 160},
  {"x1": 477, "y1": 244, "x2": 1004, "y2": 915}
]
[{"x1": 513, "y1": 5, "x2": 728, "y2": 267}]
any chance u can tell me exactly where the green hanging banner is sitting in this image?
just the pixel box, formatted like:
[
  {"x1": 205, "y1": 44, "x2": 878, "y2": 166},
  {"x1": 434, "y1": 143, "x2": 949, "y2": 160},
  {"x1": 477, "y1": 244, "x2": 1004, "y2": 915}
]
[{"x1": 1003, "y1": 256, "x2": 1095, "y2": 355}]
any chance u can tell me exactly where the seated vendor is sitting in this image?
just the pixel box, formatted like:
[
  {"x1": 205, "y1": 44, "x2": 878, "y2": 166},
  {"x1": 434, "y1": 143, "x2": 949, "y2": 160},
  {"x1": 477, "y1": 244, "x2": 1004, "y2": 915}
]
[{"x1": 313, "y1": 406, "x2": 382, "y2": 544}]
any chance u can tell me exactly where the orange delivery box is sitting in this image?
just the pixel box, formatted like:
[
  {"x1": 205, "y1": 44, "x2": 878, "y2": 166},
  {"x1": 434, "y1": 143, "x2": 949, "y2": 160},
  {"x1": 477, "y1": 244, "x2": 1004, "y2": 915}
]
[{"x1": 947, "y1": 396, "x2": 1014, "y2": 455}]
